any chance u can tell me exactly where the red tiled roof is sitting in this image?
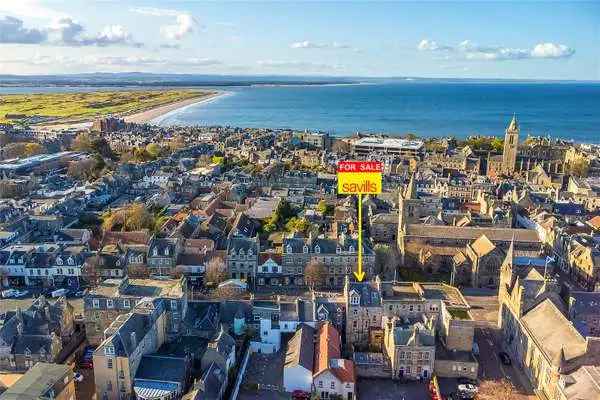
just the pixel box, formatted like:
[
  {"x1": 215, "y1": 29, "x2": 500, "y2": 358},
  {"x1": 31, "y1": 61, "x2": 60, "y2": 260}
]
[
  {"x1": 588, "y1": 215, "x2": 600, "y2": 230},
  {"x1": 313, "y1": 322, "x2": 355, "y2": 383},
  {"x1": 101, "y1": 230, "x2": 150, "y2": 247}
]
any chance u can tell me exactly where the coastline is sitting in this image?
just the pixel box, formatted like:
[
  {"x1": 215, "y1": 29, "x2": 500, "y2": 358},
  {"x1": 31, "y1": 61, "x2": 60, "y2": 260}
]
[
  {"x1": 125, "y1": 91, "x2": 226, "y2": 124},
  {"x1": 148, "y1": 91, "x2": 230, "y2": 125},
  {"x1": 34, "y1": 91, "x2": 226, "y2": 131}
]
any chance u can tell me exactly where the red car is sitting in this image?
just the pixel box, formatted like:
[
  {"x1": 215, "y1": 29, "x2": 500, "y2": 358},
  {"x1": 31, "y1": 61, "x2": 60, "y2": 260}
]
[{"x1": 292, "y1": 390, "x2": 310, "y2": 400}]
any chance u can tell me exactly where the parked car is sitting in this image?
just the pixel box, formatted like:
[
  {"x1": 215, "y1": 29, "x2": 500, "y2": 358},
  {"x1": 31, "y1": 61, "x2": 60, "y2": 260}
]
[
  {"x1": 80, "y1": 346, "x2": 95, "y2": 369},
  {"x1": 498, "y1": 351, "x2": 512, "y2": 365},
  {"x1": 292, "y1": 390, "x2": 310, "y2": 400},
  {"x1": 458, "y1": 378, "x2": 478, "y2": 386},
  {"x1": 1, "y1": 289, "x2": 18, "y2": 298},
  {"x1": 14, "y1": 290, "x2": 29, "y2": 298},
  {"x1": 51, "y1": 288, "x2": 68, "y2": 298},
  {"x1": 74, "y1": 373, "x2": 84, "y2": 382}
]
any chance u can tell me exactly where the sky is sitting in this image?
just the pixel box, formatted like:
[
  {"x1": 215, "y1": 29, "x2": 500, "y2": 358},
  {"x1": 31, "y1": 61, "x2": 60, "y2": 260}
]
[{"x1": 0, "y1": 1, "x2": 598, "y2": 80}]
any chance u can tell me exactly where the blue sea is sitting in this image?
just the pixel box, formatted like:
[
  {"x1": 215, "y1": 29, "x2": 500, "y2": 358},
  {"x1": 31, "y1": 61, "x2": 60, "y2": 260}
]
[
  {"x1": 2, "y1": 81, "x2": 600, "y2": 142},
  {"x1": 153, "y1": 82, "x2": 600, "y2": 142}
]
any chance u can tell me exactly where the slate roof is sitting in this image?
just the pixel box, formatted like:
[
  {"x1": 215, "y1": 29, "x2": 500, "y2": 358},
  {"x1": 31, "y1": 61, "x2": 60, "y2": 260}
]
[
  {"x1": 135, "y1": 354, "x2": 188, "y2": 383},
  {"x1": 348, "y1": 281, "x2": 381, "y2": 307},
  {"x1": 521, "y1": 298, "x2": 587, "y2": 363},
  {"x1": 285, "y1": 324, "x2": 315, "y2": 371},
  {"x1": 0, "y1": 362, "x2": 70, "y2": 400}
]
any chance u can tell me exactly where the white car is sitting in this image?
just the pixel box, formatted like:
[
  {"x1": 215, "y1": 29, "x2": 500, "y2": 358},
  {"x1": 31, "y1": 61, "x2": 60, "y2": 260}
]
[
  {"x1": 74, "y1": 373, "x2": 84, "y2": 382},
  {"x1": 458, "y1": 383, "x2": 478, "y2": 394},
  {"x1": 14, "y1": 290, "x2": 29, "y2": 298},
  {"x1": 1, "y1": 289, "x2": 18, "y2": 298}
]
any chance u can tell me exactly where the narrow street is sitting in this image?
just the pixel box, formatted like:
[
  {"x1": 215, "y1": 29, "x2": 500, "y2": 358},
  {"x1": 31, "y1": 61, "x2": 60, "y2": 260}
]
[{"x1": 462, "y1": 289, "x2": 537, "y2": 400}]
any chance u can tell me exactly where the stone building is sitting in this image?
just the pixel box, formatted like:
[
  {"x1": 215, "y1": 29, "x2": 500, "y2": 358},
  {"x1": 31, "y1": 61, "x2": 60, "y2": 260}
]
[
  {"x1": 283, "y1": 233, "x2": 375, "y2": 288},
  {"x1": 84, "y1": 277, "x2": 186, "y2": 345},
  {"x1": 498, "y1": 240, "x2": 600, "y2": 399},
  {"x1": 226, "y1": 235, "x2": 259, "y2": 281},
  {"x1": 93, "y1": 299, "x2": 167, "y2": 400},
  {"x1": 0, "y1": 296, "x2": 74, "y2": 372},
  {"x1": 382, "y1": 315, "x2": 436, "y2": 380},
  {"x1": 452, "y1": 234, "x2": 507, "y2": 288}
]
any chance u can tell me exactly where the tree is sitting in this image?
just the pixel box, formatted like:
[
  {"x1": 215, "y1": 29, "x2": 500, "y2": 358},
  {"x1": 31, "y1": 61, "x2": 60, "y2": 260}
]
[
  {"x1": 285, "y1": 217, "x2": 310, "y2": 233},
  {"x1": 72, "y1": 133, "x2": 93, "y2": 152},
  {"x1": 491, "y1": 137, "x2": 504, "y2": 152},
  {"x1": 124, "y1": 203, "x2": 154, "y2": 231},
  {"x1": 305, "y1": 259, "x2": 327, "y2": 290},
  {"x1": 145, "y1": 143, "x2": 161, "y2": 159},
  {"x1": 374, "y1": 244, "x2": 396, "y2": 278},
  {"x1": 23, "y1": 143, "x2": 45, "y2": 157},
  {"x1": 67, "y1": 158, "x2": 98, "y2": 181},
  {"x1": 205, "y1": 257, "x2": 228, "y2": 285},
  {"x1": 316, "y1": 200, "x2": 333, "y2": 215},
  {"x1": 567, "y1": 159, "x2": 590, "y2": 178}
]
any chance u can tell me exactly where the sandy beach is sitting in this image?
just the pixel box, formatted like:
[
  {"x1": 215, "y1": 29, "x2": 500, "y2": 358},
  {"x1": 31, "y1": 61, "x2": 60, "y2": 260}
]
[
  {"x1": 34, "y1": 91, "x2": 225, "y2": 131},
  {"x1": 123, "y1": 91, "x2": 224, "y2": 123}
]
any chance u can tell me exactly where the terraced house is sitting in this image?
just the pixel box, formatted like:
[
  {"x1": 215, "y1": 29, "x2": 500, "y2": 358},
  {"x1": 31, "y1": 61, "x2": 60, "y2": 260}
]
[
  {"x1": 0, "y1": 296, "x2": 74, "y2": 372},
  {"x1": 84, "y1": 277, "x2": 186, "y2": 345},
  {"x1": 283, "y1": 233, "x2": 375, "y2": 288}
]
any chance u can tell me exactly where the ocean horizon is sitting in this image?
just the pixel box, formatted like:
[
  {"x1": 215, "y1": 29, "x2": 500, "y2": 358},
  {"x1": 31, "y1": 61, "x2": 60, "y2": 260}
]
[
  {"x1": 2, "y1": 80, "x2": 600, "y2": 142},
  {"x1": 152, "y1": 82, "x2": 600, "y2": 143}
]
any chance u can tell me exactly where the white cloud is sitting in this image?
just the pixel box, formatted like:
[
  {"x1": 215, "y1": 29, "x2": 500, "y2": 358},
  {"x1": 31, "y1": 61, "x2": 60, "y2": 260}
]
[
  {"x1": 531, "y1": 43, "x2": 575, "y2": 59},
  {"x1": 131, "y1": 7, "x2": 197, "y2": 41},
  {"x1": 290, "y1": 40, "x2": 351, "y2": 49},
  {"x1": 160, "y1": 13, "x2": 196, "y2": 40},
  {"x1": 0, "y1": 16, "x2": 142, "y2": 47},
  {"x1": 1, "y1": 54, "x2": 222, "y2": 69},
  {"x1": 48, "y1": 18, "x2": 142, "y2": 47},
  {"x1": 0, "y1": 0, "x2": 67, "y2": 20},
  {"x1": 0, "y1": 16, "x2": 47, "y2": 43},
  {"x1": 417, "y1": 39, "x2": 452, "y2": 52},
  {"x1": 418, "y1": 39, "x2": 575, "y2": 61}
]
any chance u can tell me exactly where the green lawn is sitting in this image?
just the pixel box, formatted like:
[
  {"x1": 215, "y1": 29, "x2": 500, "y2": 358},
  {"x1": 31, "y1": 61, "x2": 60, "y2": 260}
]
[{"x1": 0, "y1": 89, "x2": 213, "y2": 124}]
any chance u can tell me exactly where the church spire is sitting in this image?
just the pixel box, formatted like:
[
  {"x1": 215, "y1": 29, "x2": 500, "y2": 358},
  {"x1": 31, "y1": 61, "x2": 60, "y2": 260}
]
[{"x1": 508, "y1": 113, "x2": 518, "y2": 131}]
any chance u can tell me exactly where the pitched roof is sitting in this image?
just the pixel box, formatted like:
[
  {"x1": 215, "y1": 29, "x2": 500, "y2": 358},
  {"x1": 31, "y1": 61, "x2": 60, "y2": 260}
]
[
  {"x1": 285, "y1": 324, "x2": 315, "y2": 371},
  {"x1": 521, "y1": 299, "x2": 587, "y2": 363},
  {"x1": 469, "y1": 234, "x2": 497, "y2": 257},
  {"x1": 314, "y1": 322, "x2": 341, "y2": 377}
]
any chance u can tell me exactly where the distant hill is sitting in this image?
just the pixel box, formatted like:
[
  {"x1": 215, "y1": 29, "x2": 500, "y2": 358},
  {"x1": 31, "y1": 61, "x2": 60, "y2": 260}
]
[{"x1": 0, "y1": 72, "x2": 359, "y2": 87}]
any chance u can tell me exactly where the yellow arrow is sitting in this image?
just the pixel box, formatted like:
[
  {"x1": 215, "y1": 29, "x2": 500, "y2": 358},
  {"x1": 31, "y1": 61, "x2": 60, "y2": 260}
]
[{"x1": 353, "y1": 193, "x2": 366, "y2": 282}]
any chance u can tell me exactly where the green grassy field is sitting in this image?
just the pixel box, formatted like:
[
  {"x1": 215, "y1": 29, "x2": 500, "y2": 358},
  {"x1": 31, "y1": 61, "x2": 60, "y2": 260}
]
[{"x1": 0, "y1": 89, "x2": 212, "y2": 124}]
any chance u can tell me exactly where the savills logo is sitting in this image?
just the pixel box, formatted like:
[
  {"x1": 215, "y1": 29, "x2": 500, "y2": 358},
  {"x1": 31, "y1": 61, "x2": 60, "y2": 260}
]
[{"x1": 341, "y1": 180, "x2": 378, "y2": 193}]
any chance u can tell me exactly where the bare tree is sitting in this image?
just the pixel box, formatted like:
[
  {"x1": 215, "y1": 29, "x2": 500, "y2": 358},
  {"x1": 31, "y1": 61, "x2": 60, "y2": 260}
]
[
  {"x1": 305, "y1": 258, "x2": 328, "y2": 290},
  {"x1": 205, "y1": 257, "x2": 228, "y2": 285},
  {"x1": 375, "y1": 244, "x2": 396, "y2": 278}
]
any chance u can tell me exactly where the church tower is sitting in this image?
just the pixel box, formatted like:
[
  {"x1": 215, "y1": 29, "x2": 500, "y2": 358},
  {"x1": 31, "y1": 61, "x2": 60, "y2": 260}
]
[{"x1": 502, "y1": 114, "x2": 519, "y2": 174}]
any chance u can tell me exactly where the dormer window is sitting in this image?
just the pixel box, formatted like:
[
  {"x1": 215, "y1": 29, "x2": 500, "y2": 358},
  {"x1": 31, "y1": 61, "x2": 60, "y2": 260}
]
[
  {"x1": 286, "y1": 245, "x2": 292, "y2": 254},
  {"x1": 351, "y1": 294, "x2": 360, "y2": 305},
  {"x1": 336, "y1": 246, "x2": 341, "y2": 254},
  {"x1": 230, "y1": 248, "x2": 236, "y2": 256},
  {"x1": 303, "y1": 245, "x2": 309, "y2": 254},
  {"x1": 165, "y1": 247, "x2": 169, "y2": 256},
  {"x1": 68, "y1": 257, "x2": 74, "y2": 265},
  {"x1": 315, "y1": 245, "x2": 321, "y2": 254},
  {"x1": 153, "y1": 248, "x2": 158, "y2": 256},
  {"x1": 239, "y1": 249, "x2": 245, "y2": 256},
  {"x1": 105, "y1": 345, "x2": 115, "y2": 356},
  {"x1": 18, "y1": 257, "x2": 23, "y2": 264},
  {"x1": 56, "y1": 257, "x2": 63, "y2": 265},
  {"x1": 349, "y1": 245, "x2": 355, "y2": 253}
]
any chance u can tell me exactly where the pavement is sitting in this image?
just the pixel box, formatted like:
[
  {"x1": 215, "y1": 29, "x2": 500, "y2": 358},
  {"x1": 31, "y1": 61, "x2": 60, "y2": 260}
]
[
  {"x1": 357, "y1": 378, "x2": 430, "y2": 400},
  {"x1": 463, "y1": 288, "x2": 537, "y2": 400},
  {"x1": 238, "y1": 350, "x2": 287, "y2": 400}
]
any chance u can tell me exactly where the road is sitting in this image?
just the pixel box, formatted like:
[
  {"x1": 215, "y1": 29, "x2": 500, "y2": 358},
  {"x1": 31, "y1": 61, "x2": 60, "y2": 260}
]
[{"x1": 462, "y1": 288, "x2": 537, "y2": 400}]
